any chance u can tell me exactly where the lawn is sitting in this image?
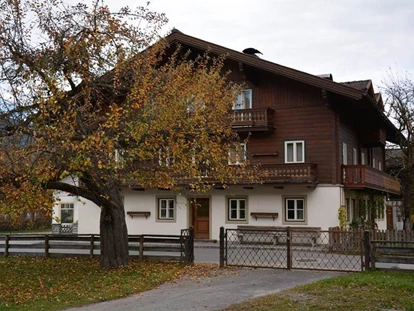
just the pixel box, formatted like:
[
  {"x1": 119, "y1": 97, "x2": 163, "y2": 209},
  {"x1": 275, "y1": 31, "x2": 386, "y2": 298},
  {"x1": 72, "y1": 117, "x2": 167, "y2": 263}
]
[
  {"x1": 223, "y1": 270, "x2": 414, "y2": 311},
  {"x1": 0, "y1": 257, "x2": 187, "y2": 311}
]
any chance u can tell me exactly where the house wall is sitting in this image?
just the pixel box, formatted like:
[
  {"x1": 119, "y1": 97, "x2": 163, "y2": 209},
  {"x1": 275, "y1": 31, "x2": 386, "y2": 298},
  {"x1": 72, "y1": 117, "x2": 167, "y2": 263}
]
[
  {"x1": 234, "y1": 67, "x2": 336, "y2": 184},
  {"x1": 73, "y1": 185, "x2": 343, "y2": 239}
]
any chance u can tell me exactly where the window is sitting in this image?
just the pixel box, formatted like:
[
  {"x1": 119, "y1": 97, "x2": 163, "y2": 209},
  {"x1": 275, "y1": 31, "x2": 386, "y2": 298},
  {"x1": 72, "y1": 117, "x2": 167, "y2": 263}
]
[
  {"x1": 233, "y1": 89, "x2": 252, "y2": 110},
  {"x1": 345, "y1": 199, "x2": 351, "y2": 222},
  {"x1": 373, "y1": 158, "x2": 376, "y2": 169},
  {"x1": 159, "y1": 147, "x2": 173, "y2": 167},
  {"x1": 378, "y1": 161, "x2": 382, "y2": 171},
  {"x1": 352, "y1": 148, "x2": 357, "y2": 165},
  {"x1": 342, "y1": 143, "x2": 347, "y2": 165},
  {"x1": 158, "y1": 198, "x2": 175, "y2": 220},
  {"x1": 228, "y1": 198, "x2": 247, "y2": 221},
  {"x1": 285, "y1": 140, "x2": 305, "y2": 163},
  {"x1": 361, "y1": 152, "x2": 366, "y2": 165},
  {"x1": 351, "y1": 199, "x2": 356, "y2": 221},
  {"x1": 284, "y1": 197, "x2": 305, "y2": 222},
  {"x1": 60, "y1": 203, "x2": 74, "y2": 223},
  {"x1": 229, "y1": 143, "x2": 247, "y2": 165}
]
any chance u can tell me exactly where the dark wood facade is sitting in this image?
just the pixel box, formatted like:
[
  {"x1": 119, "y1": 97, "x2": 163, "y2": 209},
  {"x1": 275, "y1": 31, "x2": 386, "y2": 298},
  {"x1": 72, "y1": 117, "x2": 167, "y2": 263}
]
[{"x1": 166, "y1": 31, "x2": 401, "y2": 195}]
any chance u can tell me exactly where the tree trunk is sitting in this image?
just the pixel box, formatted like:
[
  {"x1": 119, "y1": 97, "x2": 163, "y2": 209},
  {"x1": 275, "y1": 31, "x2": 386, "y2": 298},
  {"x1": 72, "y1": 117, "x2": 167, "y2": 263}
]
[{"x1": 100, "y1": 199, "x2": 129, "y2": 268}]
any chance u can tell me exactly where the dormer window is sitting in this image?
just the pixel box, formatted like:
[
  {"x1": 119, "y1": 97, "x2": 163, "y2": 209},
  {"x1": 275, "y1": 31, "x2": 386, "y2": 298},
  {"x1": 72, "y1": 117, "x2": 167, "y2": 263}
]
[{"x1": 233, "y1": 89, "x2": 252, "y2": 110}]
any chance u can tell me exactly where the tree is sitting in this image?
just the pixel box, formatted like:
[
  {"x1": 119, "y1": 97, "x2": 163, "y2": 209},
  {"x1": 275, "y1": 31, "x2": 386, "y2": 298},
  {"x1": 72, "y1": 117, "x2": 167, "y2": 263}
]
[
  {"x1": 383, "y1": 71, "x2": 414, "y2": 230},
  {"x1": 0, "y1": 0, "x2": 244, "y2": 267}
]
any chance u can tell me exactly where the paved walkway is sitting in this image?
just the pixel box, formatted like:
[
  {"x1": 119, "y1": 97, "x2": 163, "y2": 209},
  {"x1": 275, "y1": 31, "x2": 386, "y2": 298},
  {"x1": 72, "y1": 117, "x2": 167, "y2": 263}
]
[{"x1": 66, "y1": 268, "x2": 343, "y2": 311}]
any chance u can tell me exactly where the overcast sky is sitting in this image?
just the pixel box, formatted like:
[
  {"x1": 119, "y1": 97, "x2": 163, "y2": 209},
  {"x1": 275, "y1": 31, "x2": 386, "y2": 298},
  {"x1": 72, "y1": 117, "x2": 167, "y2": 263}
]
[{"x1": 101, "y1": 1, "x2": 414, "y2": 91}]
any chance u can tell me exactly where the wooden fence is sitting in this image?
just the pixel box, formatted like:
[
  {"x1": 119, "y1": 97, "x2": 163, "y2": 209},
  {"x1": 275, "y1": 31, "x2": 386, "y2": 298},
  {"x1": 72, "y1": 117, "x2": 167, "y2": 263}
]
[{"x1": 0, "y1": 230, "x2": 195, "y2": 264}]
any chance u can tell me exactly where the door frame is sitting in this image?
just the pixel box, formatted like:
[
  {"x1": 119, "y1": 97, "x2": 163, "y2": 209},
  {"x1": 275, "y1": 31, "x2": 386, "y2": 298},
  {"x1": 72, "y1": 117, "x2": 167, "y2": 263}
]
[{"x1": 188, "y1": 196, "x2": 211, "y2": 239}]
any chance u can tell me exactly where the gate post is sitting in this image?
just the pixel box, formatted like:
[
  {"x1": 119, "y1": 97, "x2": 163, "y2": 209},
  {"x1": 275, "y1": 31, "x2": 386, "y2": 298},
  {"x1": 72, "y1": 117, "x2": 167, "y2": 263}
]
[
  {"x1": 287, "y1": 227, "x2": 292, "y2": 270},
  {"x1": 4, "y1": 235, "x2": 10, "y2": 257},
  {"x1": 363, "y1": 230, "x2": 371, "y2": 270},
  {"x1": 187, "y1": 226, "x2": 195, "y2": 264},
  {"x1": 219, "y1": 227, "x2": 225, "y2": 267}
]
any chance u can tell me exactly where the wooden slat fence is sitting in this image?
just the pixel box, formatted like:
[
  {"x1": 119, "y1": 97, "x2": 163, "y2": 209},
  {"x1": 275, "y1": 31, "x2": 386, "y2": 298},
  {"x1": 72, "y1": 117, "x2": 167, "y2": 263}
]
[
  {"x1": 371, "y1": 241, "x2": 414, "y2": 269},
  {"x1": 0, "y1": 230, "x2": 194, "y2": 264},
  {"x1": 328, "y1": 228, "x2": 414, "y2": 253}
]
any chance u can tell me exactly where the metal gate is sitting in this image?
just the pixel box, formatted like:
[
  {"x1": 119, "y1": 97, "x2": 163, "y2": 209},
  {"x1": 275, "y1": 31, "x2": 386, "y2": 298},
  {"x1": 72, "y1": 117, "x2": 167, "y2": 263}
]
[{"x1": 223, "y1": 227, "x2": 364, "y2": 272}]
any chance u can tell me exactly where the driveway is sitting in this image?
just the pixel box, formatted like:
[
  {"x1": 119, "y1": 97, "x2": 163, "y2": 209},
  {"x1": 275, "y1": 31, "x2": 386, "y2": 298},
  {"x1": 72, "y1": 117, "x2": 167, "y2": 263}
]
[{"x1": 65, "y1": 268, "x2": 344, "y2": 311}]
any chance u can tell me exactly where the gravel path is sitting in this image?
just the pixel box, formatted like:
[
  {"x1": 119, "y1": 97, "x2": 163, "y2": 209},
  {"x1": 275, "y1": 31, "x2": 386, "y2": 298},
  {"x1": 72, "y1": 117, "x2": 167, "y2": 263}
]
[{"x1": 66, "y1": 268, "x2": 343, "y2": 311}]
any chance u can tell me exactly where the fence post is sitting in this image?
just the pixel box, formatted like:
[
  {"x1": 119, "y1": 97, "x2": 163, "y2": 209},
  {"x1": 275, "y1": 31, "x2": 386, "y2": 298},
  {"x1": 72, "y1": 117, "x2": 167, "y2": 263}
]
[
  {"x1": 5, "y1": 235, "x2": 9, "y2": 257},
  {"x1": 89, "y1": 235, "x2": 94, "y2": 260},
  {"x1": 363, "y1": 230, "x2": 371, "y2": 270},
  {"x1": 45, "y1": 234, "x2": 49, "y2": 258},
  {"x1": 219, "y1": 227, "x2": 225, "y2": 267},
  {"x1": 287, "y1": 227, "x2": 292, "y2": 270},
  {"x1": 188, "y1": 226, "x2": 195, "y2": 264},
  {"x1": 139, "y1": 235, "x2": 144, "y2": 261}
]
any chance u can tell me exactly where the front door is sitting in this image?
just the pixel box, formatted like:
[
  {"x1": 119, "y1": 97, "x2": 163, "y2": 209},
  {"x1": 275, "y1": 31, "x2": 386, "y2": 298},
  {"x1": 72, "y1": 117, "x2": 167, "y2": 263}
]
[
  {"x1": 191, "y1": 198, "x2": 210, "y2": 239},
  {"x1": 386, "y1": 205, "x2": 394, "y2": 230}
]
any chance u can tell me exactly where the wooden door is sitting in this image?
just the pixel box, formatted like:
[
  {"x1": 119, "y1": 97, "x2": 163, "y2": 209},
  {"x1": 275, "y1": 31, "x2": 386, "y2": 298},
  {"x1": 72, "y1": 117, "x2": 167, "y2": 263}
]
[
  {"x1": 191, "y1": 198, "x2": 210, "y2": 239},
  {"x1": 386, "y1": 205, "x2": 394, "y2": 230}
]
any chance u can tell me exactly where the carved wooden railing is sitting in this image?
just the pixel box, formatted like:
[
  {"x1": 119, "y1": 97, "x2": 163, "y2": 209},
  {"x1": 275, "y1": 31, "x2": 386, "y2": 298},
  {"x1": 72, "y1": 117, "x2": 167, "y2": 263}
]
[
  {"x1": 342, "y1": 165, "x2": 400, "y2": 194},
  {"x1": 232, "y1": 107, "x2": 274, "y2": 130},
  {"x1": 128, "y1": 162, "x2": 317, "y2": 186},
  {"x1": 258, "y1": 163, "x2": 317, "y2": 182}
]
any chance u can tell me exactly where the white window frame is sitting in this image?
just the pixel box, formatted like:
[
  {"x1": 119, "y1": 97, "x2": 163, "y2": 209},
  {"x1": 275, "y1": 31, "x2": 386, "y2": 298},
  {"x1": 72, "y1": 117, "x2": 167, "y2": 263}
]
[
  {"x1": 158, "y1": 147, "x2": 173, "y2": 167},
  {"x1": 60, "y1": 203, "x2": 74, "y2": 224},
  {"x1": 228, "y1": 143, "x2": 247, "y2": 165},
  {"x1": 352, "y1": 148, "x2": 357, "y2": 165},
  {"x1": 158, "y1": 198, "x2": 175, "y2": 220},
  {"x1": 284, "y1": 197, "x2": 306, "y2": 223},
  {"x1": 233, "y1": 89, "x2": 252, "y2": 110},
  {"x1": 228, "y1": 198, "x2": 247, "y2": 221},
  {"x1": 284, "y1": 140, "x2": 305, "y2": 163},
  {"x1": 342, "y1": 143, "x2": 348, "y2": 165}
]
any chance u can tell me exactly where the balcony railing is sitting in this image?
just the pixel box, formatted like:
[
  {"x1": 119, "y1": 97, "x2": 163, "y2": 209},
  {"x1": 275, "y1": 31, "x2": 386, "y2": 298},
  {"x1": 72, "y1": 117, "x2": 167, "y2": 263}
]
[
  {"x1": 258, "y1": 163, "x2": 317, "y2": 183},
  {"x1": 232, "y1": 107, "x2": 275, "y2": 132},
  {"x1": 175, "y1": 163, "x2": 317, "y2": 185},
  {"x1": 342, "y1": 165, "x2": 401, "y2": 195}
]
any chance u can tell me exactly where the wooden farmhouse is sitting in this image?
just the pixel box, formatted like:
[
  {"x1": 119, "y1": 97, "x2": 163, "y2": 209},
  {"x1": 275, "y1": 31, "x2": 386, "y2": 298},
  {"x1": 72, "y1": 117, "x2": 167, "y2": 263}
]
[{"x1": 53, "y1": 30, "x2": 401, "y2": 239}]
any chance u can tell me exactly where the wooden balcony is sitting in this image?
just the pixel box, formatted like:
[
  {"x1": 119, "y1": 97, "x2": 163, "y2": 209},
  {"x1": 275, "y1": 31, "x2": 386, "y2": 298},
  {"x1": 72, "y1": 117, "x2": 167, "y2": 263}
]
[
  {"x1": 342, "y1": 165, "x2": 401, "y2": 195},
  {"x1": 232, "y1": 107, "x2": 275, "y2": 132},
  {"x1": 258, "y1": 163, "x2": 317, "y2": 185},
  {"x1": 175, "y1": 163, "x2": 317, "y2": 186}
]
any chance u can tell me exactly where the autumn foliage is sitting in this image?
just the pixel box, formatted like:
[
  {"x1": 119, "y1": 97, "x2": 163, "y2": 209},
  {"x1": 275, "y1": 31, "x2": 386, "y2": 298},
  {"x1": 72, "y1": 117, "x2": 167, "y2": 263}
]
[{"x1": 0, "y1": 1, "x2": 243, "y2": 267}]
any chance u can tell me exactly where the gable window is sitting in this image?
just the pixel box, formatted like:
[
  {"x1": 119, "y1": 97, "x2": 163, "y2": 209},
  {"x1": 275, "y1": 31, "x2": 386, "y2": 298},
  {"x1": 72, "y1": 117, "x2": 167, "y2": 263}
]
[
  {"x1": 60, "y1": 203, "x2": 74, "y2": 223},
  {"x1": 342, "y1": 143, "x2": 347, "y2": 165},
  {"x1": 285, "y1": 140, "x2": 305, "y2": 163},
  {"x1": 234, "y1": 89, "x2": 252, "y2": 110},
  {"x1": 284, "y1": 197, "x2": 306, "y2": 223},
  {"x1": 228, "y1": 198, "x2": 247, "y2": 221},
  {"x1": 158, "y1": 198, "x2": 175, "y2": 220},
  {"x1": 229, "y1": 143, "x2": 247, "y2": 165}
]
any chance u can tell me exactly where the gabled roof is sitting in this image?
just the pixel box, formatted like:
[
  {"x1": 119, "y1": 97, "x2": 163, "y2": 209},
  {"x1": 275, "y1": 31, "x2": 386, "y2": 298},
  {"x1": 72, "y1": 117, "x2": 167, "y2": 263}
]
[
  {"x1": 165, "y1": 30, "x2": 404, "y2": 144},
  {"x1": 166, "y1": 30, "x2": 365, "y2": 100},
  {"x1": 340, "y1": 80, "x2": 372, "y2": 91}
]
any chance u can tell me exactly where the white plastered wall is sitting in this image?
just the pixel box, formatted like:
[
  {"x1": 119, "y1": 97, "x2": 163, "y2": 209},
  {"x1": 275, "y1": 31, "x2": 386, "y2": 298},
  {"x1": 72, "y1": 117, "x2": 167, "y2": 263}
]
[{"x1": 56, "y1": 182, "x2": 344, "y2": 238}]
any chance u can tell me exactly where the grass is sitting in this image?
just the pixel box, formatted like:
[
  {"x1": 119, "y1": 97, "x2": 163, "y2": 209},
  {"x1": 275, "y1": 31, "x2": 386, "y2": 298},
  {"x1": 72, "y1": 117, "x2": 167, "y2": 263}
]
[
  {"x1": 223, "y1": 270, "x2": 414, "y2": 311},
  {"x1": 0, "y1": 256, "x2": 188, "y2": 311}
]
